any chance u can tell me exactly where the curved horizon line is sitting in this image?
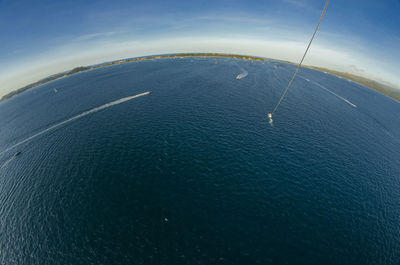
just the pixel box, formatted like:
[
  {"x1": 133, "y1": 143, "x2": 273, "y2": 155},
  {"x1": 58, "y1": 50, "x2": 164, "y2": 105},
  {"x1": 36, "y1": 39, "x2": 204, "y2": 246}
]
[{"x1": 1, "y1": 52, "x2": 398, "y2": 103}]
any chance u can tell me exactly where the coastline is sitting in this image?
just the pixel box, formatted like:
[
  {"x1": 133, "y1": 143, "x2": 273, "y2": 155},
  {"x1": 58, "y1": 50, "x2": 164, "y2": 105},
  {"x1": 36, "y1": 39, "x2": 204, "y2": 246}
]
[
  {"x1": 1, "y1": 53, "x2": 398, "y2": 102},
  {"x1": 301, "y1": 65, "x2": 400, "y2": 102},
  {"x1": 0, "y1": 53, "x2": 263, "y2": 102}
]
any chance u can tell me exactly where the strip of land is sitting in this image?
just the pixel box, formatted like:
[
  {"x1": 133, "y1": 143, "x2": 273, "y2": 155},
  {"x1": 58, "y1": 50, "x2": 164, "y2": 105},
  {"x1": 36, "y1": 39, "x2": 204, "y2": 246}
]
[
  {"x1": 1, "y1": 53, "x2": 398, "y2": 102},
  {"x1": 302, "y1": 65, "x2": 400, "y2": 102}
]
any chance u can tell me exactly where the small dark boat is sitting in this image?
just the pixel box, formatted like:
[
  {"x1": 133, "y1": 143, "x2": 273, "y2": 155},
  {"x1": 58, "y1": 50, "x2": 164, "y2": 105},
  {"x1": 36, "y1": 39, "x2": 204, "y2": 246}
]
[{"x1": 14, "y1": 151, "x2": 21, "y2": 157}]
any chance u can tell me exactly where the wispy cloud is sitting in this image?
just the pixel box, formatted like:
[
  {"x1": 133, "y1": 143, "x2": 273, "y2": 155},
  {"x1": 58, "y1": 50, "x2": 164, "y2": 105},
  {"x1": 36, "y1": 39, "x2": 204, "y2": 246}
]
[
  {"x1": 196, "y1": 14, "x2": 278, "y2": 26},
  {"x1": 74, "y1": 31, "x2": 115, "y2": 41},
  {"x1": 283, "y1": 0, "x2": 307, "y2": 8}
]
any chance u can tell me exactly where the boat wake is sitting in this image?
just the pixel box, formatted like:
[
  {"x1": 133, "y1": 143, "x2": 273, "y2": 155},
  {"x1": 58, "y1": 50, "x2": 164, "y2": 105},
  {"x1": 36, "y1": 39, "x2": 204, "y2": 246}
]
[
  {"x1": 236, "y1": 67, "x2": 248, "y2": 80},
  {"x1": 299, "y1": 76, "x2": 357, "y2": 108},
  {"x1": 0, "y1": 156, "x2": 16, "y2": 169},
  {"x1": 0, "y1": 91, "x2": 150, "y2": 156}
]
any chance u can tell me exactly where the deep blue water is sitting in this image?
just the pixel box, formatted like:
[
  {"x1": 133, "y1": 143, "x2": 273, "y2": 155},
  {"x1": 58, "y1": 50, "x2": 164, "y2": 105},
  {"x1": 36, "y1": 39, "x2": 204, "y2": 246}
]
[{"x1": 0, "y1": 57, "x2": 399, "y2": 264}]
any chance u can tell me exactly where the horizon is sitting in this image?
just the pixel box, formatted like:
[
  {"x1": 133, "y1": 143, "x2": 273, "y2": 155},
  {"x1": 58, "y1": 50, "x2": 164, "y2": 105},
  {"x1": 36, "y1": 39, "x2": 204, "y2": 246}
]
[{"x1": 1, "y1": 0, "x2": 399, "y2": 97}]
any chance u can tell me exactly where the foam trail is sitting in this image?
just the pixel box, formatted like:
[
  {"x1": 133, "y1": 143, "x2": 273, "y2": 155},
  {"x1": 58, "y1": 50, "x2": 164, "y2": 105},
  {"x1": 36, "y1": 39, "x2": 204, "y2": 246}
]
[
  {"x1": 0, "y1": 91, "x2": 150, "y2": 156},
  {"x1": 298, "y1": 76, "x2": 357, "y2": 108},
  {"x1": 0, "y1": 156, "x2": 16, "y2": 169},
  {"x1": 236, "y1": 67, "x2": 248, "y2": 80}
]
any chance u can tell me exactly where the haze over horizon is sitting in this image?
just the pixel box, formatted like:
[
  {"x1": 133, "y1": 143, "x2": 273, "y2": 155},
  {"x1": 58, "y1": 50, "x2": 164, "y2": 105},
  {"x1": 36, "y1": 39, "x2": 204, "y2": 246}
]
[{"x1": 1, "y1": 0, "x2": 399, "y2": 97}]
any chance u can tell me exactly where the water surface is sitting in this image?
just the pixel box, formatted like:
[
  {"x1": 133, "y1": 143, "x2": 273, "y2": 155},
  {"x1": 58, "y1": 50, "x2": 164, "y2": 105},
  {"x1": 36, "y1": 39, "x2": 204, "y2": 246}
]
[{"x1": 0, "y1": 58, "x2": 399, "y2": 264}]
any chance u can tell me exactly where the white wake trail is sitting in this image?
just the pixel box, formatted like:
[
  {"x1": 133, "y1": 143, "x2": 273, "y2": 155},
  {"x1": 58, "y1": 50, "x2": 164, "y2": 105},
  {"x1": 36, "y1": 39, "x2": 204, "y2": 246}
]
[
  {"x1": 0, "y1": 91, "x2": 150, "y2": 156},
  {"x1": 236, "y1": 67, "x2": 248, "y2": 80},
  {"x1": 0, "y1": 156, "x2": 16, "y2": 169},
  {"x1": 298, "y1": 76, "x2": 357, "y2": 108}
]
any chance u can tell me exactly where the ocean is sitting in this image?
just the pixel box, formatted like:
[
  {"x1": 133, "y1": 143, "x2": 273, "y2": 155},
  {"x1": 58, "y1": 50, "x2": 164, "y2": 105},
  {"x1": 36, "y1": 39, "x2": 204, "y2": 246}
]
[{"x1": 0, "y1": 57, "x2": 399, "y2": 264}]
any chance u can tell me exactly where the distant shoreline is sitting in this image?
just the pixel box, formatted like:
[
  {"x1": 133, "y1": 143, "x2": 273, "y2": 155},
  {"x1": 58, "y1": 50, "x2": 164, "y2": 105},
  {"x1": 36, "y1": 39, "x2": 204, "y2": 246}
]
[
  {"x1": 302, "y1": 65, "x2": 400, "y2": 103},
  {"x1": 1, "y1": 53, "x2": 398, "y2": 102}
]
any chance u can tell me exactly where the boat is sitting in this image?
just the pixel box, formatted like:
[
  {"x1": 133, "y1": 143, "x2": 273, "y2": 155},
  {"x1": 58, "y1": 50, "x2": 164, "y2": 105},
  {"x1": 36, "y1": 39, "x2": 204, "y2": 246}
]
[
  {"x1": 236, "y1": 75, "x2": 243, "y2": 79},
  {"x1": 14, "y1": 151, "x2": 21, "y2": 157},
  {"x1": 267, "y1": 113, "x2": 273, "y2": 123}
]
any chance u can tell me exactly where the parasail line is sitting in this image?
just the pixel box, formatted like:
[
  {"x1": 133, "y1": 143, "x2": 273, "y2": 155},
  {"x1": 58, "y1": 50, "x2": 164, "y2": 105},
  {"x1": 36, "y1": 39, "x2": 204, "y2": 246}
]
[{"x1": 268, "y1": 0, "x2": 330, "y2": 122}]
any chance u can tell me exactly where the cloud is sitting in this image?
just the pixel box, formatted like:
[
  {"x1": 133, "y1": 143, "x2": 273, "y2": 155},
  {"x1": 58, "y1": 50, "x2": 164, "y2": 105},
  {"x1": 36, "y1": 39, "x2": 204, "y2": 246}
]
[
  {"x1": 283, "y1": 0, "x2": 307, "y2": 8},
  {"x1": 74, "y1": 31, "x2": 115, "y2": 41}
]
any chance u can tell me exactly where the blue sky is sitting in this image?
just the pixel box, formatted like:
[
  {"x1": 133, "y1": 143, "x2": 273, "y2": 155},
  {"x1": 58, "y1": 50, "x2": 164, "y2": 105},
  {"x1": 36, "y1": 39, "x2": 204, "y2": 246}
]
[{"x1": 0, "y1": 0, "x2": 399, "y2": 96}]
